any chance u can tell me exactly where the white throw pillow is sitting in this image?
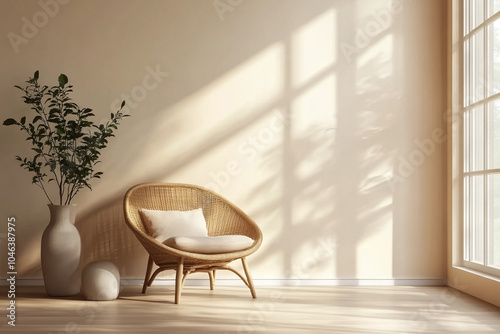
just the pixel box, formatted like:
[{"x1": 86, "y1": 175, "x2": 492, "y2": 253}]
[
  {"x1": 163, "y1": 235, "x2": 254, "y2": 254},
  {"x1": 141, "y1": 208, "x2": 208, "y2": 242}
]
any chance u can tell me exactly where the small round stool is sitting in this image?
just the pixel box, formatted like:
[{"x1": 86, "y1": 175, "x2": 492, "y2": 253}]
[{"x1": 81, "y1": 260, "x2": 120, "y2": 301}]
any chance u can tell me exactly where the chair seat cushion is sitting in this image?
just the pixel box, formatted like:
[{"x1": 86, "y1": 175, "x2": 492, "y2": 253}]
[{"x1": 163, "y1": 235, "x2": 254, "y2": 254}]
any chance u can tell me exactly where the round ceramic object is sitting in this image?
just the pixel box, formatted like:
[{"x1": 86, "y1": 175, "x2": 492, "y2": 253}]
[{"x1": 81, "y1": 261, "x2": 120, "y2": 301}]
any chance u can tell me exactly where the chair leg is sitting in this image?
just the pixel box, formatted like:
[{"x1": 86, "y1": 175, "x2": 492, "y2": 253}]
[
  {"x1": 175, "y1": 258, "x2": 184, "y2": 304},
  {"x1": 142, "y1": 255, "x2": 154, "y2": 294},
  {"x1": 241, "y1": 257, "x2": 256, "y2": 298},
  {"x1": 208, "y1": 270, "x2": 215, "y2": 290}
]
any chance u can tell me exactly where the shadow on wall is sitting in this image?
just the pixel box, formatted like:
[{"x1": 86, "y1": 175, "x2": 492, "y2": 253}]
[{"x1": 76, "y1": 198, "x2": 148, "y2": 277}]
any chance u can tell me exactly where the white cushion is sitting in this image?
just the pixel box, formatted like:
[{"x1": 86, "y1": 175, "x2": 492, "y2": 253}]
[
  {"x1": 163, "y1": 235, "x2": 254, "y2": 254},
  {"x1": 141, "y1": 208, "x2": 208, "y2": 242}
]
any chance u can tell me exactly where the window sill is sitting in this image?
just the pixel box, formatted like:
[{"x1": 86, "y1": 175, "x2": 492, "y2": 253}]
[{"x1": 452, "y1": 265, "x2": 500, "y2": 283}]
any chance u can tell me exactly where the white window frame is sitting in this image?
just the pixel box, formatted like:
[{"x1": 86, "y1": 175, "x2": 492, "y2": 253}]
[{"x1": 461, "y1": 0, "x2": 500, "y2": 278}]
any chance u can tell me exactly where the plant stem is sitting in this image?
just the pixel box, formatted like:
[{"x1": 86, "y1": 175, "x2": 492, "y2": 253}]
[{"x1": 36, "y1": 179, "x2": 53, "y2": 205}]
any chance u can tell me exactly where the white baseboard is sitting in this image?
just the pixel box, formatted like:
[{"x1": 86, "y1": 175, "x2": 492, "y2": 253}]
[{"x1": 1, "y1": 278, "x2": 446, "y2": 287}]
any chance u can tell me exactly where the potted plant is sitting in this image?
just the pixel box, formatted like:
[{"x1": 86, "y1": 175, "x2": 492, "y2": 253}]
[{"x1": 3, "y1": 71, "x2": 128, "y2": 296}]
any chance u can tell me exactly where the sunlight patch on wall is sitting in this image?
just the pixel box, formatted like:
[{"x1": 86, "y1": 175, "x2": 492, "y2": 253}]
[
  {"x1": 349, "y1": 0, "x2": 397, "y2": 279},
  {"x1": 292, "y1": 73, "x2": 337, "y2": 135},
  {"x1": 291, "y1": 73, "x2": 336, "y2": 175},
  {"x1": 189, "y1": 42, "x2": 285, "y2": 125},
  {"x1": 120, "y1": 43, "x2": 285, "y2": 182},
  {"x1": 289, "y1": 71, "x2": 336, "y2": 238},
  {"x1": 197, "y1": 108, "x2": 286, "y2": 197},
  {"x1": 161, "y1": 41, "x2": 284, "y2": 149},
  {"x1": 356, "y1": 34, "x2": 394, "y2": 96},
  {"x1": 290, "y1": 236, "x2": 337, "y2": 279},
  {"x1": 275, "y1": 8, "x2": 339, "y2": 278},
  {"x1": 291, "y1": 8, "x2": 337, "y2": 88},
  {"x1": 356, "y1": 215, "x2": 393, "y2": 278}
]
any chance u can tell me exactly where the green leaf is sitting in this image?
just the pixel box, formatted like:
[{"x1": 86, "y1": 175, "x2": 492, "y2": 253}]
[
  {"x1": 58, "y1": 74, "x2": 68, "y2": 87},
  {"x1": 34, "y1": 70, "x2": 39, "y2": 81},
  {"x1": 3, "y1": 118, "x2": 17, "y2": 126},
  {"x1": 28, "y1": 71, "x2": 39, "y2": 84},
  {"x1": 20, "y1": 116, "x2": 26, "y2": 125},
  {"x1": 121, "y1": 100, "x2": 126, "y2": 108}
]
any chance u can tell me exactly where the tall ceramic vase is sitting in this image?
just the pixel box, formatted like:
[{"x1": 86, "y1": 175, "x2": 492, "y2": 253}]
[{"x1": 41, "y1": 204, "x2": 81, "y2": 296}]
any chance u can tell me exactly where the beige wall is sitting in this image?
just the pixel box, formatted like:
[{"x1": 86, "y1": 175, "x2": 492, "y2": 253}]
[{"x1": 0, "y1": 0, "x2": 447, "y2": 282}]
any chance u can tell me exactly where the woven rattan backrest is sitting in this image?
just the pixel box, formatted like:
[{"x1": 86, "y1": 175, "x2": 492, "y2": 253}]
[{"x1": 124, "y1": 183, "x2": 259, "y2": 240}]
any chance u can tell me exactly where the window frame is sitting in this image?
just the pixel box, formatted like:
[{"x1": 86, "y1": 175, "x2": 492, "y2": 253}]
[{"x1": 460, "y1": 0, "x2": 500, "y2": 278}]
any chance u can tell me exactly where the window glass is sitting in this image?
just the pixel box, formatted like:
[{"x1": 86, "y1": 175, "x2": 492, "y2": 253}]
[
  {"x1": 471, "y1": 0, "x2": 485, "y2": 32},
  {"x1": 488, "y1": 100, "x2": 500, "y2": 169},
  {"x1": 487, "y1": 19, "x2": 500, "y2": 97},
  {"x1": 488, "y1": 174, "x2": 500, "y2": 268},
  {"x1": 470, "y1": 105, "x2": 484, "y2": 171},
  {"x1": 464, "y1": 175, "x2": 470, "y2": 261},
  {"x1": 471, "y1": 29, "x2": 485, "y2": 104},
  {"x1": 464, "y1": 109, "x2": 470, "y2": 172},
  {"x1": 471, "y1": 174, "x2": 485, "y2": 264},
  {"x1": 464, "y1": 38, "x2": 470, "y2": 106},
  {"x1": 487, "y1": 0, "x2": 500, "y2": 19}
]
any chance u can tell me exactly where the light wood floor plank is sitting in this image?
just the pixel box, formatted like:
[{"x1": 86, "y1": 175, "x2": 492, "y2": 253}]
[{"x1": 2, "y1": 286, "x2": 500, "y2": 333}]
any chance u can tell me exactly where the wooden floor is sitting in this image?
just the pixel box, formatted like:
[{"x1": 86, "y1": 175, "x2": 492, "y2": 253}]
[{"x1": 2, "y1": 285, "x2": 500, "y2": 333}]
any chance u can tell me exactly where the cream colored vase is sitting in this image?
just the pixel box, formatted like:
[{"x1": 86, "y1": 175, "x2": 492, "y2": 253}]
[{"x1": 41, "y1": 204, "x2": 81, "y2": 296}]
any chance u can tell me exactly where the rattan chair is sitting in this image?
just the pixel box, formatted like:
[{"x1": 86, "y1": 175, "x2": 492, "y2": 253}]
[{"x1": 123, "y1": 183, "x2": 263, "y2": 304}]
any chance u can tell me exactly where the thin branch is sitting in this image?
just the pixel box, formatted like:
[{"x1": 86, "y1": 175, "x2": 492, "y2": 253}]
[{"x1": 34, "y1": 177, "x2": 53, "y2": 205}]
